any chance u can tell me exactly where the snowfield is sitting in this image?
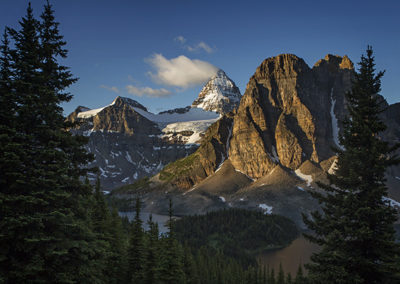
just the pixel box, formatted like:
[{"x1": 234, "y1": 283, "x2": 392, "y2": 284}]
[
  {"x1": 77, "y1": 100, "x2": 116, "y2": 119},
  {"x1": 133, "y1": 107, "x2": 219, "y2": 124},
  {"x1": 162, "y1": 118, "x2": 219, "y2": 144}
]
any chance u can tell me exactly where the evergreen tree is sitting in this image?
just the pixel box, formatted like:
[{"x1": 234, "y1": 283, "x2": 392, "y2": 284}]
[
  {"x1": 182, "y1": 245, "x2": 199, "y2": 284},
  {"x1": 127, "y1": 197, "x2": 145, "y2": 283},
  {"x1": 0, "y1": 28, "x2": 14, "y2": 127},
  {"x1": 269, "y1": 268, "x2": 276, "y2": 284},
  {"x1": 262, "y1": 265, "x2": 267, "y2": 284},
  {"x1": 294, "y1": 265, "x2": 305, "y2": 284},
  {"x1": 90, "y1": 177, "x2": 113, "y2": 282},
  {"x1": 277, "y1": 263, "x2": 285, "y2": 284},
  {"x1": 159, "y1": 199, "x2": 185, "y2": 284},
  {"x1": 108, "y1": 207, "x2": 127, "y2": 284},
  {"x1": 0, "y1": 25, "x2": 19, "y2": 284},
  {"x1": 304, "y1": 46, "x2": 400, "y2": 283},
  {"x1": 286, "y1": 272, "x2": 292, "y2": 284},
  {"x1": 0, "y1": 2, "x2": 98, "y2": 283},
  {"x1": 143, "y1": 214, "x2": 160, "y2": 284},
  {"x1": 92, "y1": 176, "x2": 110, "y2": 234}
]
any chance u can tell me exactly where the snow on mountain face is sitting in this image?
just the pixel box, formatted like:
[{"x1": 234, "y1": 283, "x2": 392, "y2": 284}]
[
  {"x1": 132, "y1": 106, "x2": 220, "y2": 144},
  {"x1": 77, "y1": 96, "x2": 147, "y2": 119},
  {"x1": 162, "y1": 118, "x2": 219, "y2": 144},
  {"x1": 192, "y1": 69, "x2": 241, "y2": 114},
  {"x1": 78, "y1": 104, "x2": 113, "y2": 119},
  {"x1": 132, "y1": 106, "x2": 219, "y2": 125}
]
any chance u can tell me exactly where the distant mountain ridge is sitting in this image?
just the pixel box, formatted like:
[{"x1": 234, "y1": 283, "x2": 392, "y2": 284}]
[{"x1": 67, "y1": 69, "x2": 242, "y2": 188}]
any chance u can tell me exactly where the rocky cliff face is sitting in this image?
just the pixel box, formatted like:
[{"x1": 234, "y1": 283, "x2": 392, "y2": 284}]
[
  {"x1": 150, "y1": 54, "x2": 354, "y2": 189},
  {"x1": 69, "y1": 97, "x2": 196, "y2": 189},
  {"x1": 158, "y1": 114, "x2": 234, "y2": 189},
  {"x1": 229, "y1": 54, "x2": 353, "y2": 178}
]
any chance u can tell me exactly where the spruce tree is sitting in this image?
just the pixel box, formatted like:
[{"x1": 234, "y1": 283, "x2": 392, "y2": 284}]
[
  {"x1": 269, "y1": 268, "x2": 276, "y2": 284},
  {"x1": 294, "y1": 265, "x2": 305, "y2": 284},
  {"x1": 182, "y1": 244, "x2": 199, "y2": 284},
  {"x1": 92, "y1": 176, "x2": 110, "y2": 234},
  {"x1": 108, "y1": 207, "x2": 127, "y2": 284},
  {"x1": 159, "y1": 199, "x2": 185, "y2": 284},
  {"x1": 143, "y1": 214, "x2": 160, "y2": 284},
  {"x1": 0, "y1": 28, "x2": 14, "y2": 127},
  {"x1": 0, "y1": 2, "x2": 99, "y2": 283},
  {"x1": 277, "y1": 263, "x2": 285, "y2": 284},
  {"x1": 286, "y1": 272, "x2": 292, "y2": 284},
  {"x1": 304, "y1": 46, "x2": 400, "y2": 283},
  {"x1": 91, "y1": 177, "x2": 113, "y2": 282},
  {"x1": 127, "y1": 197, "x2": 145, "y2": 283}
]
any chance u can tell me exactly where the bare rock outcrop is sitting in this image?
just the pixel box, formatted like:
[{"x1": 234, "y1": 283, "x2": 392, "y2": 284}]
[{"x1": 229, "y1": 54, "x2": 354, "y2": 178}]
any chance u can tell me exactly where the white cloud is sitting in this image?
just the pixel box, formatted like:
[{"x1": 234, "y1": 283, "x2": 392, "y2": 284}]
[
  {"x1": 197, "y1": 42, "x2": 214, "y2": 53},
  {"x1": 187, "y1": 41, "x2": 215, "y2": 53},
  {"x1": 126, "y1": 85, "x2": 172, "y2": 98},
  {"x1": 100, "y1": 85, "x2": 120, "y2": 93},
  {"x1": 174, "y1": 36, "x2": 215, "y2": 54},
  {"x1": 175, "y1": 35, "x2": 186, "y2": 44},
  {"x1": 147, "y1": 54, "x2": 218, "y2": 88}
]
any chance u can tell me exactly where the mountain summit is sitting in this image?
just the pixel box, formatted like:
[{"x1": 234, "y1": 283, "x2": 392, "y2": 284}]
[
  {"x1": 192, "y1": 69, "x2": 241, "y2": 114},
  {"x1": 67, "y1": 71, "x2": 242, "y2": 188}
]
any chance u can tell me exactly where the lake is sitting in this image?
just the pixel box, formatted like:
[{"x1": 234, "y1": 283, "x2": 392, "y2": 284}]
[
  {"x1": 120, "y1": 211, "x2": 319, "y2": 275},
  {"x1": 257, "y1": 234, "x2": 320, "y2": 275}
]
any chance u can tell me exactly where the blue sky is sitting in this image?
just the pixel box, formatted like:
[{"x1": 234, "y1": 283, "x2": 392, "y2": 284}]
[{"x1": 1, "y1": 0, "x2": 399, "y2": 114}]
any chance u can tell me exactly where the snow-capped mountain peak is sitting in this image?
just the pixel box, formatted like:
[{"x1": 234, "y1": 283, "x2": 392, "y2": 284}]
[{"x1": 191, "y1": 69, "x2": 241, "y2": 114}]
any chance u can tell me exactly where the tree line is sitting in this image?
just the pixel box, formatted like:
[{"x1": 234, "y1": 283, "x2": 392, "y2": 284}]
[{"x1": 173, "y1": 208, "x2": 298, "y2": 265}]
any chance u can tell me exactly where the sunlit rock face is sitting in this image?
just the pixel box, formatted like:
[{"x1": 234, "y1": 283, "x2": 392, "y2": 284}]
[{"x1": 229, "y1": 54, "x2": 354, "y2": 178}]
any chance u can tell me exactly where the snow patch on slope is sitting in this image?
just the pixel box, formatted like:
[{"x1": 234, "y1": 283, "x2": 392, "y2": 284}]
[
  {"x1": 330, "y1": 88, "x2": 341, "y2": 148},
  {"x1": 77, "y1": 100, "x2": 116, "y2": 119},
  {"x1": 270, "y1": 145, "x2": 280, "y2": 163},
  {"x1": 297, "y1": 186, "x2": 305, "y2": 191},
  {"x1": 328, "y1": 158, "x2": 338, "y2": 175},
  {"x1": 295, "y1": 169, "x2": 313, "y2": 187},
  {"x1": 215, "y1": 159, "x2": 226, "y2": 173},
  {"x1": 259, "y1": 204, "x2": 273, "y2": 215},
  {"x1": 382, "y1": 197, "x2": 400, "y2": 208},
  {"x1": 162, "y1": 118, "x2": 218, "y2": 144}
]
